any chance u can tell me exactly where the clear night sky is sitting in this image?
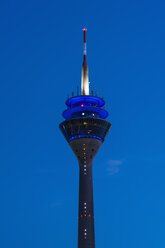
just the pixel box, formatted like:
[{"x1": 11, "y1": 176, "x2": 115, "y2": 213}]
[{"x1": 0, "y1": 0, "x2": 165, "y2": 247}]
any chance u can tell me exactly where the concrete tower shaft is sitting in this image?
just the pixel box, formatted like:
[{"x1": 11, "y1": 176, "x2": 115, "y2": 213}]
[{"x1": 70, "y1": 138, "x2": 102, "y2": 248}]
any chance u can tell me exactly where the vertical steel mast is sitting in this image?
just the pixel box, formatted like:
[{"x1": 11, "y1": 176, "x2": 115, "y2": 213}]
[
  {"x1": 60, "y1": 29, "x2": 111, "y2": 248},
  {"x1": 81, "y1": 29, "x2": 89, "y2": 95}
]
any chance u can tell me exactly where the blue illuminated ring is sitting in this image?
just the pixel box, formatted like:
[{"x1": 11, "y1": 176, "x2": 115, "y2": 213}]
[
  {"x1": 65, "y1": 96, "x2": 105, "y2": 108},
  {"x1": 69, "y1": 135, "x2": 103, "y2": 142},
  {"x1": 63, "y1": 106, "x2": 108, "y2": 119}
]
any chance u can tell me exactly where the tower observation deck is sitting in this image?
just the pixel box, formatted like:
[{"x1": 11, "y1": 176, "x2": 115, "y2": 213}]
[{"x1": 60, "y1": 29, "x2": 111, "y2": 248}]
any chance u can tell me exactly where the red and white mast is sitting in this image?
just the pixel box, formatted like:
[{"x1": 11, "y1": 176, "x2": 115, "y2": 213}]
[{"x1": 81, "y1": 28, "x2": 89, "y2": 95}]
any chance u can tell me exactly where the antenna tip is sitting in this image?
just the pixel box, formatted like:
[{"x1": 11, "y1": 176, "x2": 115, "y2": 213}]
[{"x1": 82, "y1": 28, "x2": 87, "y2": 32}]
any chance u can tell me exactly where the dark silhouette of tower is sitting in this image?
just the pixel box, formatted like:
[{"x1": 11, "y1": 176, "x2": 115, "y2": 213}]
[{"x1": 59, "y1": 29, "x2": 111, "y2": 248}]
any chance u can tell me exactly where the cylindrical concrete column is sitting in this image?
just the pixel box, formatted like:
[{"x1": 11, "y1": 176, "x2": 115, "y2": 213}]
[
  {"x1": 69, "y1": 138, "x2": 102, "y2": 248},
  {"x1": 78, "y1": 162, "x2": 95, "y2": 248}
]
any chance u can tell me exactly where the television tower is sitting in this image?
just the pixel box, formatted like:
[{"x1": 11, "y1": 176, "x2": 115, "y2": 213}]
[{"x1": 59, "y1": 29, "x2": 111, "y2": 248}]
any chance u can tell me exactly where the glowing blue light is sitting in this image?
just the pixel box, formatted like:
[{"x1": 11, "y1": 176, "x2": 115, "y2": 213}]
[
  {"x1": 69, "y1": 135, "x2": 103, "y2": 142},
  {"x1": 65, "y1": 96, "x2": 105, "y2": 108},
  {"x1": 63, "y1": 106, "x2": 108, "y2": 119}
]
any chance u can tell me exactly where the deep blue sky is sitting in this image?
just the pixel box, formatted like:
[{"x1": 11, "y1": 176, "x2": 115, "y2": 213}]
[{"x1": 0, "y1": 0, "x2": 165, "y2": 247}]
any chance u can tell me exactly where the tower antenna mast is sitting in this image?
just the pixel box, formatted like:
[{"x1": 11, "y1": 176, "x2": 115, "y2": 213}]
[{"x1": 81, "y1": 28, "x2": 89, "y2": 95}]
